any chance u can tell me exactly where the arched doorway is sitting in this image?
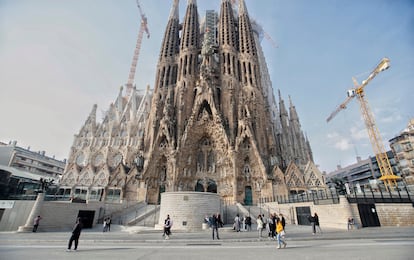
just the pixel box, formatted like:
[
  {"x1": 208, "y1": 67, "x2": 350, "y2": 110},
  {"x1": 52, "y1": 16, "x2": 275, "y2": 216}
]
[
  {"x1": 207, "y1": 180, "x2": 217, "y2": 193},
  {"x1": 194, "y1": 179, "x2": 217, "y2": 193},
  {"x1": 195, "y1": 181, "x2": 203, "y2": 192}
]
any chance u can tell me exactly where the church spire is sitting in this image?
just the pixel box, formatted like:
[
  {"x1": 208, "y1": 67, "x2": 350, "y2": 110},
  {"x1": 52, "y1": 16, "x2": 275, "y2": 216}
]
[
  {"x1": 169, "y1": 0, "x2": 179, "y2": 20},
  {"x1": 115, "y1": 86, "x2": 125, "y2": 113},
  {"x1": 288, "y1": 95, "x2": 300, "y2": 125},
  {"x1": 238, "y1": 0, "x2": 248, "y2": 15},
  {"x1": 180, "y1": 0, "x2": 199, "y2": 51},
  {"x1": 279, "y1": 90, "x2": 289, "y2": 129}
]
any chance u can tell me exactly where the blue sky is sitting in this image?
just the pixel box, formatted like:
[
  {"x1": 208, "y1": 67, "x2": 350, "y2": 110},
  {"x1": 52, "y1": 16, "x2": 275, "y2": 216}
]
[{"x1": 0, "y1": 0, "x2": 413, "y2": 173}]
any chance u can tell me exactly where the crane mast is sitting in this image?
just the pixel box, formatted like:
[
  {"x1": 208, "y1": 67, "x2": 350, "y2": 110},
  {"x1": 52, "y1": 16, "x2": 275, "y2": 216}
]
[
  {"x1": 327, "y1": 58, "x2": 400, "y2": 191},
  {"x1": 126, "y1": 0, "x2": 150, "y2": 97}
]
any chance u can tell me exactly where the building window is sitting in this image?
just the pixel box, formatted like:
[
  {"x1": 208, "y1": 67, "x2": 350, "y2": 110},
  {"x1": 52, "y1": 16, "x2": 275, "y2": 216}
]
[{"x1": 106, "y1": 189, "x2": 121, "y2": 202}]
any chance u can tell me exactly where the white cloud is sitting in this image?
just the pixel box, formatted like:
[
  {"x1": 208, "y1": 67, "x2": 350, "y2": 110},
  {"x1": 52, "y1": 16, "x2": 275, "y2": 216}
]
[
  {"x1": 350, "y1": 126, "x2": 368, "y2": 140},
  {"x1": 334, "y1": 138, "x2": 352, "y2": 151}
]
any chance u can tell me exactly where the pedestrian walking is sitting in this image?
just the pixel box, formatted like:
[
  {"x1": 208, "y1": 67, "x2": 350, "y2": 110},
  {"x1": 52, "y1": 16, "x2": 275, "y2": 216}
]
[
  {"x1": 308, "y1": 214, "x2": 316, "y2": 235},
  {"x1": 106, "y1": 217, "x2": 111, "y2": 231},
  {"x1": 266, "y1": 215, "x2": 273, "y2": 239},
  {"x1": 276, "y1": 218, "x2": 287, "y2": 249},
  {"x1": 210, "y1": 213, "x2": 220, "y2": 240},
  {"x1": 279, "y1": 213, "x2": 286, "y2": 231},
  {"x1": 217, "y1": 213, "x2": 224, "y2": 228},
  {"x1": 245, "y1": 215, "x2": 252, "y2": 231},
  {"x1": 271, "y1": 213, "x2": 278, "y2": 239},
  {"x1": 163, "y1": 214, "x2": 172, "y2": 239},
  {"x1": 256, "y1": 214, "x2": 264, "y2": 238},
  {"x1": 103, "y1": 218, "x2": 107, "y2": 232},
  {"x1": 32, "y1": 215, "x2": 42, "y2": 232},
  {"x1": 67, "y1": 217, "x2": 83, "y2": 251},
  {"x1": 234, "y1": 214, "x2": 241, "y2": 232},
  {"x1": 314, "y1": 213, "x2": 322, "y2": 233}
]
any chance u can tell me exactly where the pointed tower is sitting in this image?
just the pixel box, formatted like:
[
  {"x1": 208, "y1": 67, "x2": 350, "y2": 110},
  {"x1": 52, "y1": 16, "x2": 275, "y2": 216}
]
[
  {"x1": 288, "y1": 95, "x2": 312, "y2": 167},
  {"x1": 174, "y1": 0, "x2": 201, "y2": 143},
  {"x1": 140, "y1": 0, "x2": 281, "y2": 204},
  {"x1": 218, "y1": 0, "x2": 239, "y2": 144},
  {"x1": 145, "y1": 0, "x2": 180, "y2": 152}
]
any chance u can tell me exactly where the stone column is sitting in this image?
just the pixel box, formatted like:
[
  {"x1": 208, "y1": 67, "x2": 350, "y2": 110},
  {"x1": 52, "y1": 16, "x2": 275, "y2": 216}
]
[
  {"x1": 232, "y1": 150, "x2": 237, "y2": 204},
  {"x1": 17, "y1": 192, "x2": 45, "y2": 232}
]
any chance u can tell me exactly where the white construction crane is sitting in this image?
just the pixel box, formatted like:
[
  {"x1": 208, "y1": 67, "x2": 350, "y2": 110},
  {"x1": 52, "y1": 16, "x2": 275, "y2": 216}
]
[
  {"x1": 125, "y1": 0, "x2": 150, "y2": 97},
  {"x1": 327, "y1": 57, "x2": 400, "y2": 191}
]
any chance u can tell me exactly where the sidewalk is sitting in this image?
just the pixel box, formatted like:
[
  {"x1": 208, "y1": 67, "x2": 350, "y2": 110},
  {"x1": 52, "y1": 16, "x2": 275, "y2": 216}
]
[{"x1": 2, "y1": 224, "x2": 411, "y2": 245}]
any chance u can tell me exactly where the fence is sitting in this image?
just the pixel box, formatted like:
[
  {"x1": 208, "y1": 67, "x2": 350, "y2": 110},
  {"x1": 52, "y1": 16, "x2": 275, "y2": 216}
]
[
  {"x1": 276, "y1": 189, "x2": 340, "y2": 205},
  {"x1": 346, "y1": 185, "x2": 414, "y2": 204}
]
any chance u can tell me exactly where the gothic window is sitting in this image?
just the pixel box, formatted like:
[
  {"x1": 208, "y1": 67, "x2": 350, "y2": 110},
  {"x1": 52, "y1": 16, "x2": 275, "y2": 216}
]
[
  {"x1": 166, "y1": 66, "x2": 171, "y2": 86},
  {"x1": 242, "y1": 137, "x2": 250, "y2": 150},
  {"x1": 202, "y1": 138, "x2": 211, "y2": 147},
  {"x1": 243, "y1": 164, "x2": 250, "y2": 175},
  {"x1": 183, "y1": 56, "x2": 188, "y2": 76},
  {"x1": 221, "y1": 53, "x2": 225, "y2": 72},
  {"x1": 226, "y1": 53, "x2": 230, "y2": 74},
  {"x1": 207, "y1": 151, "x2": 214, "y2": 172},
  {"x1": 197, "y1": 150, "x2": 204, "y2": 171},
  {"x1": 159, "y1": 136, "x2": 167, "y2": 148},
  {"x1": 243, "y1": 157, "x2": 250, "y2": 177},
  {"x1": 189, "y1": 54, "x2": 193, "y2": 75},
  {"x1": 160, "y1": 166, "x2": 167, "y2": 182}
]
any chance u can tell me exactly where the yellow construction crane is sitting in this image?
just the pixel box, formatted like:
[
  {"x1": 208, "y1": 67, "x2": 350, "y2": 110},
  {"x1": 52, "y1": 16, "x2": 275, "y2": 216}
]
[
  {"x1": 125, "y1": 0, "x2": 150, "y2": 97},
  {"x1": 326, "y1": 57, "x2": 400, "y2": 191}
]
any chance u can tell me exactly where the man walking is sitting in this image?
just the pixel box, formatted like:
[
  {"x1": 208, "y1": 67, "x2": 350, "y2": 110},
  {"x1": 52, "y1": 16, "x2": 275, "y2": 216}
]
[
  {"x1": 210, "y1": 213, "x2": 220, "y2": 240},
  {"x1": 67, "y1": 217, "x2": 83, "y2": 251}
]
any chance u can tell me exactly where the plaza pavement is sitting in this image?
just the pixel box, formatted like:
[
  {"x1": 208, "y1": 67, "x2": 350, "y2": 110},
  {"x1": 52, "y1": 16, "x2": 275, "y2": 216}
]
[
  {"x1": 1, "y1": 223, "x2": 413, "y2": 244},
  {"x1": 0, "y1": 224, "x2": 413, "y2": 260}
]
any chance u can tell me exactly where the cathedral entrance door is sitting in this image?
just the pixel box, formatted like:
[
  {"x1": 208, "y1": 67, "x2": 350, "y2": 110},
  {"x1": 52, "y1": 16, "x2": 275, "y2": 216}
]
[
  {"x1": 244, "y1": 186, "x2": 253, "y2": 205},
  {"x1": 158, "y1": 185, "x2": 165, "y2": 204}
]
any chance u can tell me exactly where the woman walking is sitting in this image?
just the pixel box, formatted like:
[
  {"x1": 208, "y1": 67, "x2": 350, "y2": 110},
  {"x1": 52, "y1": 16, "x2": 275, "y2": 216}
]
[
  {"x1": 256, "y1": 215, "x2": 264, "y2": 238},
  {"x1": 314, "y1": 213, "x2": 322, "y2": 233},
  {"x1": 276, "y1": 218, "x2": 287, "y2": 249}
]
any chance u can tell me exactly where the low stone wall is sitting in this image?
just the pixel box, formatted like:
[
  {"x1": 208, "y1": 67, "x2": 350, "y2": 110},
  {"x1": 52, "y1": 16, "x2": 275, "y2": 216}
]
[
  {"x1": 39, "y1": 201, "x2": 103, "y2": 231},
  {"x1": 158, "y1": 192, "x2": 221, "y2": 231},
  {"x1": 0, "y1": 200, "x2": 35, "y2": 231},
  {"x1": 263, "y1": 196, "x2": 361, "y2": 230},
  {"x1": 376, "y1": 203, "x2": 414, "y2": 226}
]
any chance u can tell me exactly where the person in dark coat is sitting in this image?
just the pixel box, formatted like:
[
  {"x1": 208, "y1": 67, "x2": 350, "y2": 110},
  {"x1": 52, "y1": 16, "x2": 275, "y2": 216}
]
[
  {"x1": 210, "y1": 213, "x2": 220, "y2": 240},
  {"x1": 279, "y1": 213, "x2": 286, "y2": 231},
  {"x1": 67, "y1": 217, "x2": 83, "y2": 251},
  {"x1": 314, "y1": 213, "x2": 322, "y2": 233},
  {"x1": 308, "y1": 214, "x2": 316, "y2": 235}
]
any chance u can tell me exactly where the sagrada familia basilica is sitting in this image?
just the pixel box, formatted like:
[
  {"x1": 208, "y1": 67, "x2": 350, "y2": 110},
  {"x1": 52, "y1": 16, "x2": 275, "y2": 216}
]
[{"x1": 59, "y1": 0, "x2": 326, "y2": 205}]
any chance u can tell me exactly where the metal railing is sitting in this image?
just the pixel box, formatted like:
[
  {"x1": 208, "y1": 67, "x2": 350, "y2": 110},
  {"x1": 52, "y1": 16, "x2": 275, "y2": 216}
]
[
  {"x1": 346, "y1": 185, "x2": 413, "y2": 204},
  {"x1": 276, "y1": 189, "x2": 340, "y2": 205}
]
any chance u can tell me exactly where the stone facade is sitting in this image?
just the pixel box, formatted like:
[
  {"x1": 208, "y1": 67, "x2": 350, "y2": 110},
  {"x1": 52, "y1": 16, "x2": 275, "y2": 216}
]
[{"x1": 59, "y1": 0, "x2": 324, "y2": 205}]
